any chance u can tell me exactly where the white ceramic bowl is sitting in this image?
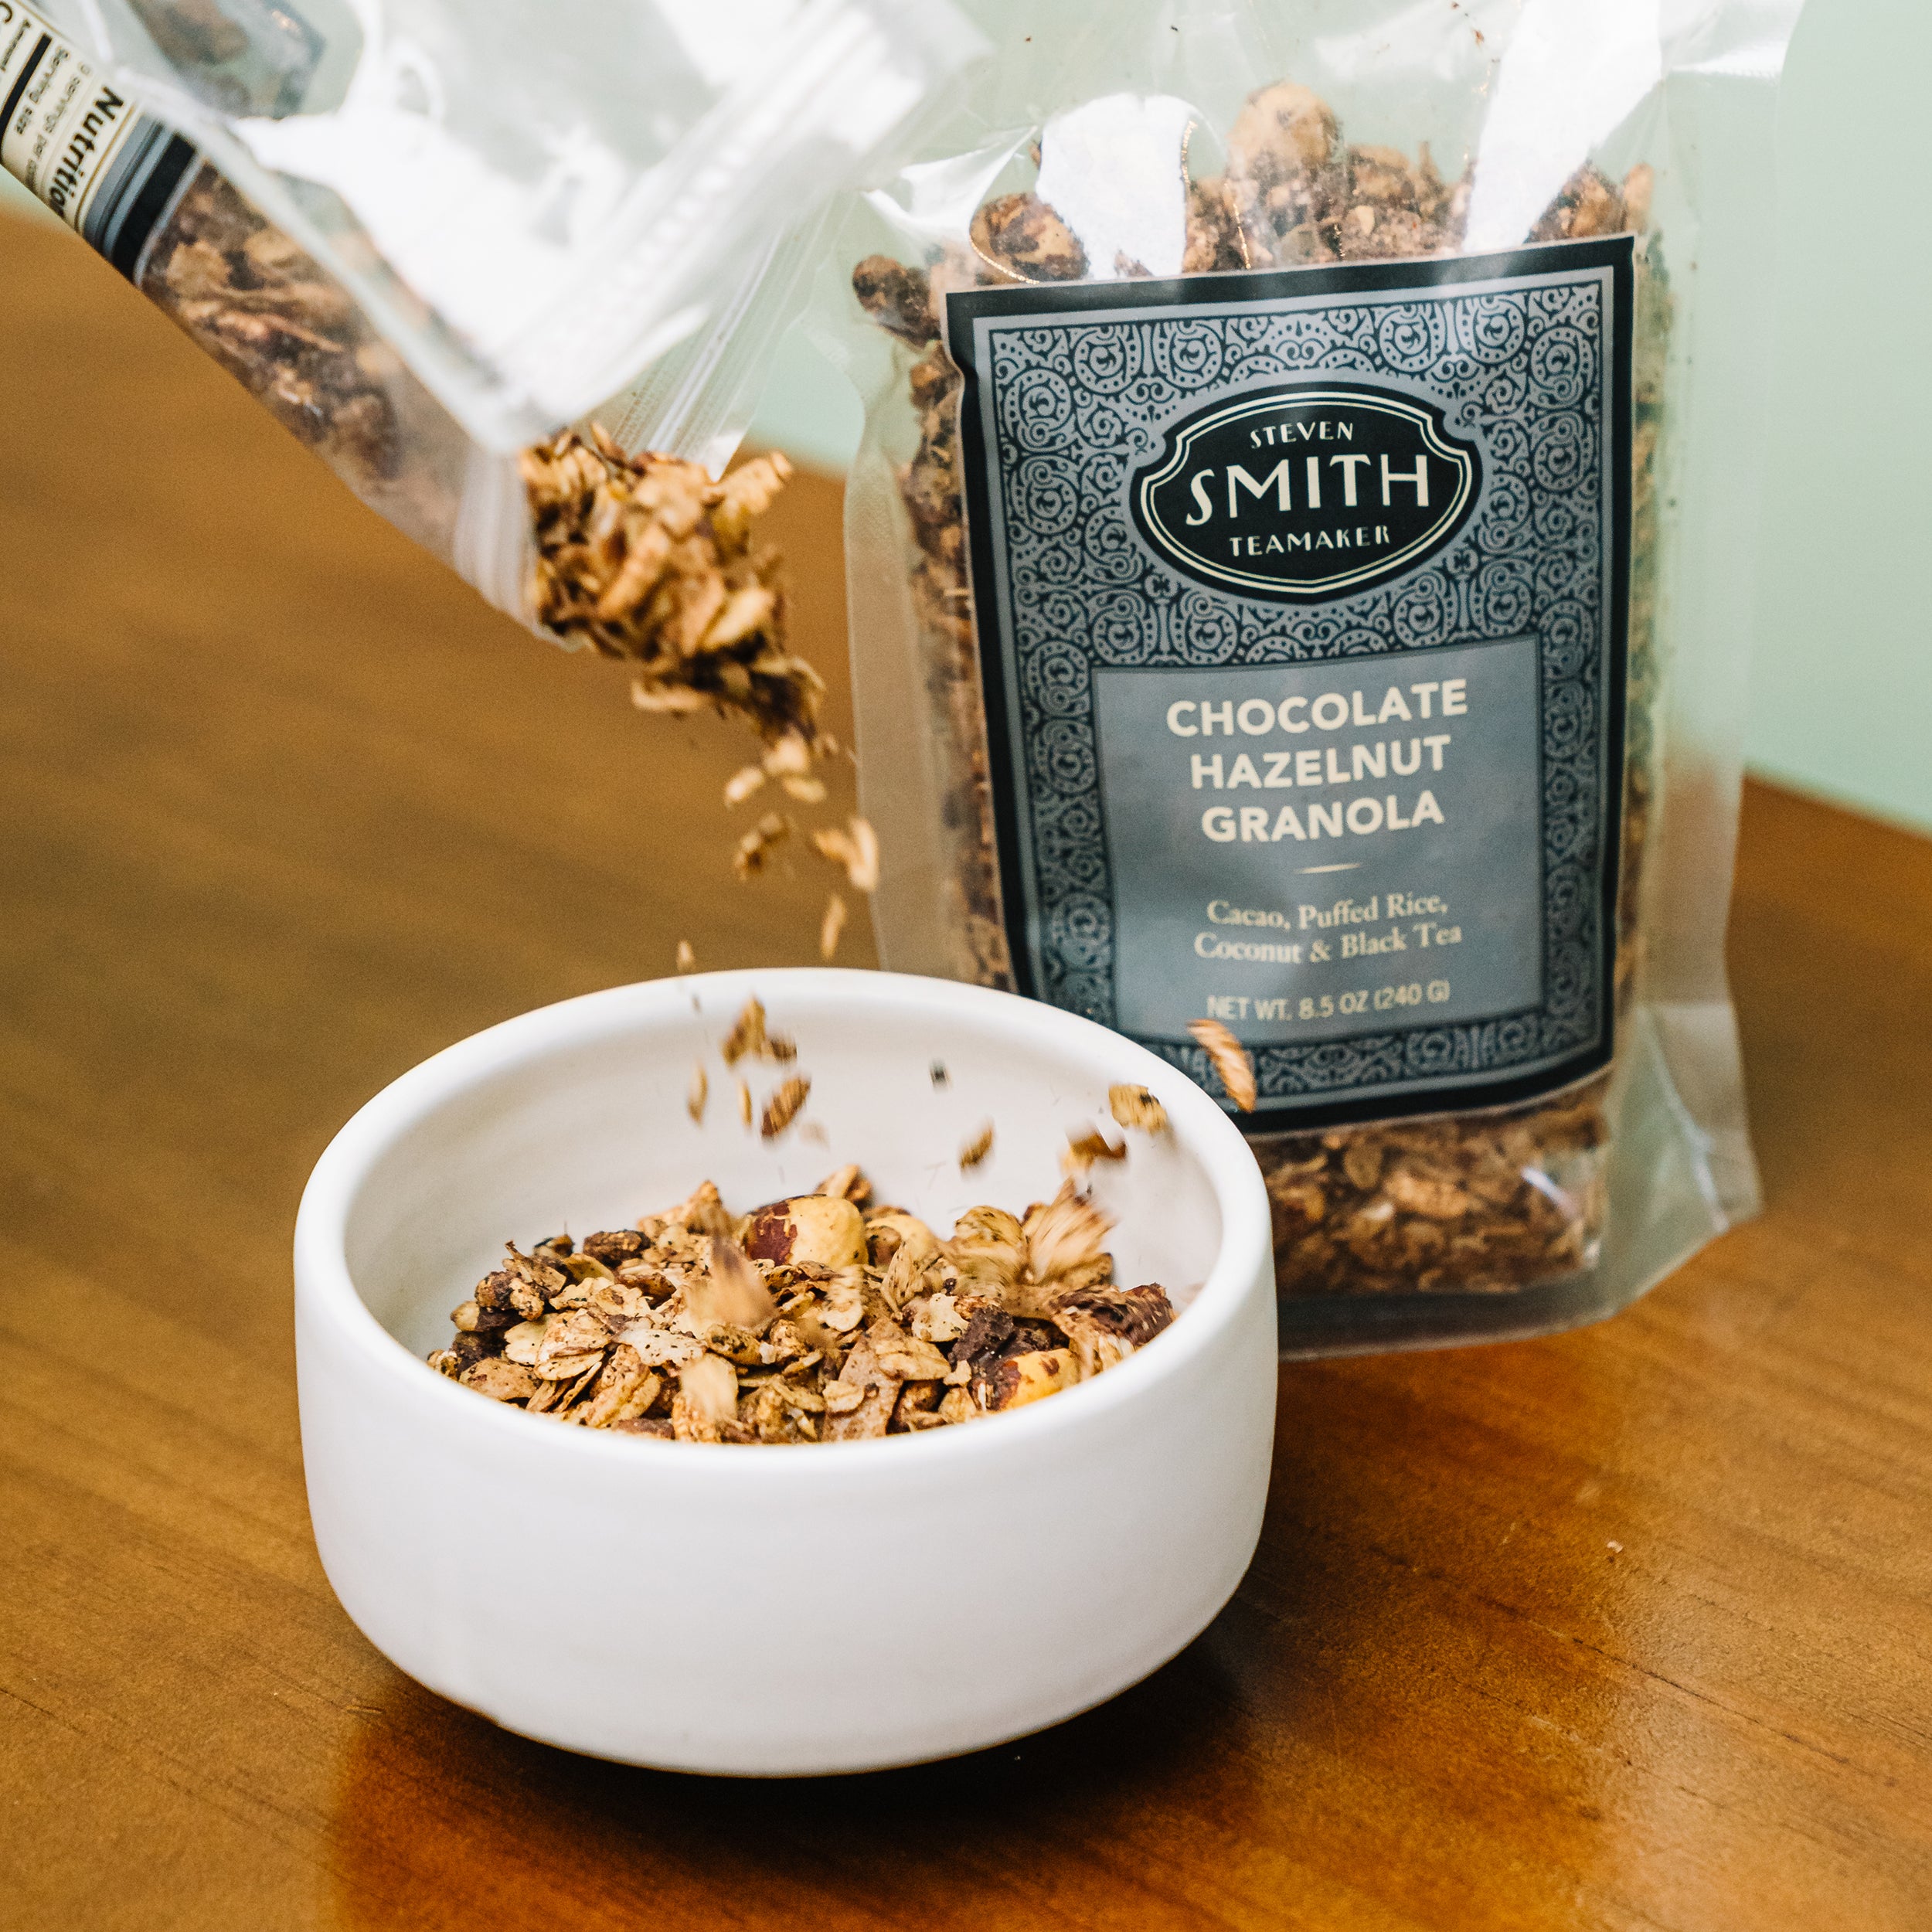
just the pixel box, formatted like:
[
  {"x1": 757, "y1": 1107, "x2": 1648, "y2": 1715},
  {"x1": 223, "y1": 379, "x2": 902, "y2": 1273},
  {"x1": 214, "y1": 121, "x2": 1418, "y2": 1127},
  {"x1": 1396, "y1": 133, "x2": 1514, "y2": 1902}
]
[{"x1": 294, "y1": 968, "x2": 1276, "y2": 1774}]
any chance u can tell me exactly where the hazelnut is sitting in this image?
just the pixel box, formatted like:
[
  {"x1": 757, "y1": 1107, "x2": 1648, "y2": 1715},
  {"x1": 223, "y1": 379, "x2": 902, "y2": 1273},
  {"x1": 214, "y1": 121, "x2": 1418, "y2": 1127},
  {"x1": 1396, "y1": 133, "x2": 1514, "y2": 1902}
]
[
  {"x1": 975, "y1": 1348, "x2": 1077, "y2": 1413},
  {"x1": 743, "y1": 1195, "x2": 867, "y2": 1270}
]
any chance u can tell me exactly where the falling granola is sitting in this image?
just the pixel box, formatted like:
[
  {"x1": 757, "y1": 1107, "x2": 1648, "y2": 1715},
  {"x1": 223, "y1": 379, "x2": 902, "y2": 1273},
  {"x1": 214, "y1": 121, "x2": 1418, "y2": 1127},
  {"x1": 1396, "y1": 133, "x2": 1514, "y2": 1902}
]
[
  {"x1": 720, "y1": 995, "x2": 795, "y2": 1067},
  {"x1": 430, "y1": 1167, "x2": 1173, "y2": 1441},
  {"x1": 526, "y1": 430, "x2": 826, "y2": 746},
  {"x1": 758, "y1": 1075, "x2": 812, "y2": 1140},
  {"x1": 1108, "y1": 1086, "x2": 1169, "y2": 1137},
  {"x1": 819, "y1": 892, "x2": 849, "y2": 961},
  {"x1": 827, "y1": 0, "x2": 1794, "y2": 1347},
  {"x1": 1187, "y1": 1021, "x2": 1258, "y2": 1117},
  {"x1": 811, "y1": 818, "x2": 883, "y2": 896},
  {"x1": 1061, "y1": 1126, "x2": 1127, "y2": 1181}
]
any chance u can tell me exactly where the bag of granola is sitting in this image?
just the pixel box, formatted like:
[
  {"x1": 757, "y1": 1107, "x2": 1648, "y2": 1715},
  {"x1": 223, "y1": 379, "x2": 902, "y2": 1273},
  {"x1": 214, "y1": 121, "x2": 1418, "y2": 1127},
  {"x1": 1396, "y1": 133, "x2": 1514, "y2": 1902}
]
[
  {"x1": 2, "y1": 0, "x2": 981, "y2": 730},
  {"x1": 819, "y1": 0, "x2": 1802, "y2": 1351}
]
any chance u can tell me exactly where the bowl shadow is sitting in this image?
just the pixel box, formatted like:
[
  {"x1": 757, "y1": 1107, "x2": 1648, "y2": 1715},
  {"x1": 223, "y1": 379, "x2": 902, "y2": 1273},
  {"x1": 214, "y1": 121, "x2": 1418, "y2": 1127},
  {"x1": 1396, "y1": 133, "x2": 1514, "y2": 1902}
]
[{"x1": 325, "y1": 1587, "x2": 1294, "y2": 1932}]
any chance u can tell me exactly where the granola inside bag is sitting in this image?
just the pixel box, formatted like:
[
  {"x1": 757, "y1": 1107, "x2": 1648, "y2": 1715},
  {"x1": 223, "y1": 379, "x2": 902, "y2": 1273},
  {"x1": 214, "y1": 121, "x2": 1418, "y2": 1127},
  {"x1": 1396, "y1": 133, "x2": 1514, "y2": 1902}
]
[
  {"x1": 2, "y1": 0, "x2": 980, "y2": 735},
  {"x1": 818, "y1": 0, "x2": 1801, "y2": 1351}
]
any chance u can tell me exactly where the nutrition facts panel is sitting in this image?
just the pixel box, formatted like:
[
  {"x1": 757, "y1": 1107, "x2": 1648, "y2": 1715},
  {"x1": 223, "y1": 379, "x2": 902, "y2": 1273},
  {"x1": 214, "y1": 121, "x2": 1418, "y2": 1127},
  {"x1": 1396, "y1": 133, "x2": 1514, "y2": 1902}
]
[{"x1": 0, "y1": 1, "x2": 197, "y2": 273}]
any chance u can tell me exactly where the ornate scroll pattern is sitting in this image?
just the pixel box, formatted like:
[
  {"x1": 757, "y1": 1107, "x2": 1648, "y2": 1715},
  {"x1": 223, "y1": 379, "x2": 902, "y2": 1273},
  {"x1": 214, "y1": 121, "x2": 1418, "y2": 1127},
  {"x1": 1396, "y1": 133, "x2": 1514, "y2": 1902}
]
[{"x1": 978, "y1": 274, "x2": 1613, "y2": 1104}]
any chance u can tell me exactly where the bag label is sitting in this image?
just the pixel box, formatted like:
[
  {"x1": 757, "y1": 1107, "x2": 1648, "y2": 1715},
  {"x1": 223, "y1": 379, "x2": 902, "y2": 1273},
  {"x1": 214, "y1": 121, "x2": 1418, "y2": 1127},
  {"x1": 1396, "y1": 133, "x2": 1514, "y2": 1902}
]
[
  {"x1": 1129, "y1": 379, "x2": 1482, "y2": 602},
  {"x1": 948, "y1": 238, "x2": 1633, "y2": 1128},
  {"x1": 0, "y1": 0, "x2": 198, "y2": 276}
]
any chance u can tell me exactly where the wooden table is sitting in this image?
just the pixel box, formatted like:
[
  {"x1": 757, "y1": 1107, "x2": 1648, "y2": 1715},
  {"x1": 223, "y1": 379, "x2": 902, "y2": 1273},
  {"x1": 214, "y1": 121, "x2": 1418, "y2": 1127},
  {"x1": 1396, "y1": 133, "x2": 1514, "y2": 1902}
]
[{"x1": 2, "y1": 210, "x2": 1928, "y2": 1932}]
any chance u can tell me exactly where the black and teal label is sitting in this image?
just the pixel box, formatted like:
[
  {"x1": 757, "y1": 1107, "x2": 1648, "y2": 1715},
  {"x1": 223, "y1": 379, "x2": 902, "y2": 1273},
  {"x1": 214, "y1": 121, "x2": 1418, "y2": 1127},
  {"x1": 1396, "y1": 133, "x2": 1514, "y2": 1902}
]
[{"x1": 947, "y1": 237, "x2": 1634, "y2": 1129}]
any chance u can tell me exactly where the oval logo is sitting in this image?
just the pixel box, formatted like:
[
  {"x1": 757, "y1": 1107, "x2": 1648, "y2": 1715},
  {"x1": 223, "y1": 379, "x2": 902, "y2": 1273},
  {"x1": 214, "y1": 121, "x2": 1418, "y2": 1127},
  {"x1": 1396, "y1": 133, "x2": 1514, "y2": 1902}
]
[{"x1": 1129, "y1": 381, "x2": 1481, "y2": 604}]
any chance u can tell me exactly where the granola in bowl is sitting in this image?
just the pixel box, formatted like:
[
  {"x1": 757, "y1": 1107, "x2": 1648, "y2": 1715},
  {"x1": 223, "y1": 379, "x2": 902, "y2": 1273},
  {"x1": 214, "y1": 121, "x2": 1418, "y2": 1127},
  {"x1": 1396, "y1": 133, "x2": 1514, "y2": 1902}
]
[{"x1": 430, "y1": 1160, "x2": 1175, "y2": 1444}]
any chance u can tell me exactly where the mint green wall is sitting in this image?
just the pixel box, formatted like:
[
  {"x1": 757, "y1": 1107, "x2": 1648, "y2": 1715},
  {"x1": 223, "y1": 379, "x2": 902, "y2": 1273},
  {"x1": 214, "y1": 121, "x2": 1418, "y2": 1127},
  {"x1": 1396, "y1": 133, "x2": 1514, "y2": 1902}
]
[
  {"x1": 1740, "y1": 0, "x2": 1932, "y2": 832},
  {"x1": 5, "y1": 1, "x2": 1921, "y2": 833}
]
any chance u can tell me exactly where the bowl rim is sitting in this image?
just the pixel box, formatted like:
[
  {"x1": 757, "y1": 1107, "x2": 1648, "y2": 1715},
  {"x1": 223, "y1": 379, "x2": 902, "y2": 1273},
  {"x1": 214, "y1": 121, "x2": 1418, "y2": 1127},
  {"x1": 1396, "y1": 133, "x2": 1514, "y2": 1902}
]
[{"x1": 294, "y1": 967, "x2": 1274, "y2": 1479}]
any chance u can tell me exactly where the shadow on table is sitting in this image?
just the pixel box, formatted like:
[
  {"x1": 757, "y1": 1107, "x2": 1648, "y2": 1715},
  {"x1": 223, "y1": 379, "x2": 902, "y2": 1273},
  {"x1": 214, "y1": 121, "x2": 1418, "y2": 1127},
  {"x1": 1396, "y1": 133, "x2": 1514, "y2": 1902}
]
[
  {"x1": 324, "y1": 1343, "x2": 1668, "y2": 1930},
  {"x1": 326, "y1": 1601, "x2": 1278, "y2": 1932}
]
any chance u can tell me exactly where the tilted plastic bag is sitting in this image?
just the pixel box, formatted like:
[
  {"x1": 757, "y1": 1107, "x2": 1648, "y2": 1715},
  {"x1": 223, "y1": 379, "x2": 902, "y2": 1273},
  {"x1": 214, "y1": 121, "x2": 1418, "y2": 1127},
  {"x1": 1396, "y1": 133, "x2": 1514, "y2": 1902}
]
[
  {"x1": 818, "y1": 0, "x2": 1802, "y2": 1351},
  {"x1": 2, "y1": 0, "x2": 980, "y2": 723}
]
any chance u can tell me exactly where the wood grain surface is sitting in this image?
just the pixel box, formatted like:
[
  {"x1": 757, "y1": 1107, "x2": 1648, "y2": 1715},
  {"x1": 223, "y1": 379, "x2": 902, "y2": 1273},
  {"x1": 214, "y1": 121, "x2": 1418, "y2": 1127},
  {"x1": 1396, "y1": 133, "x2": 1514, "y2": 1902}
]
[{"x1": 2, "y1": 212, "x2": 1928, "y2": 1932}]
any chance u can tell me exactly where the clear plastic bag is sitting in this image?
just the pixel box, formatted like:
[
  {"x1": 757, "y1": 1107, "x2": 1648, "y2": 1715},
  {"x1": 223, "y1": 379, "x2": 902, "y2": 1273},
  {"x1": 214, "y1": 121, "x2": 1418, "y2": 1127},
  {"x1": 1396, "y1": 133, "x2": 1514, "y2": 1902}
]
[
  {"x1": 816, "y1": 0, "x2": 1801, "y2": 1352},
  {"x1": 40, "y1": 0, "x2": 985, "y2": 447},
  {"x1": 2, "y1": 0, "x2": 980, "y2": 715}
]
